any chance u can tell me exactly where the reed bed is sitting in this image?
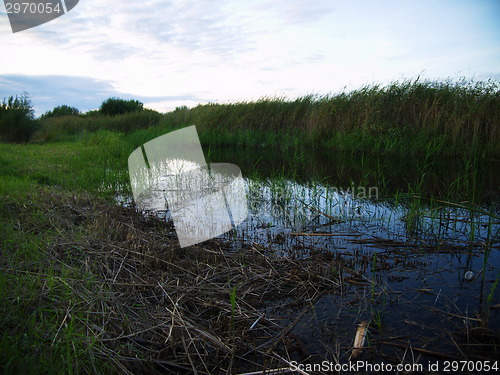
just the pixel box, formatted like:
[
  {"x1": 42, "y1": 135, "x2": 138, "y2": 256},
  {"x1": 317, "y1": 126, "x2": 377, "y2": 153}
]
[
  {"x1": 35, "y1": 78, "x2": 500, "y2": 157},
  {"x1": 165, "y1": 78, "x2": 500, "y2": 156}
]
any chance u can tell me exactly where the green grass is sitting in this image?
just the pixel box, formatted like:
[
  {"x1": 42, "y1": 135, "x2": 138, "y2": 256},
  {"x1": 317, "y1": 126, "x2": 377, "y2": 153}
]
[
  {"x1": 0, "y1": 133, "x2": 133, "y2": 197},
  {"x1": 0, "y1": 184, "x2": 109, "y2": 374},
  {"x1": 34, "y1": 109, "x2": 162, "y2": 143},
  {"x1": 0, "y1": 139, "x2": 133, "y2": 373},
  {"x1": 229, "y1": 283, "x2": 237, "y2": 335},
  {"x1": 34, "y1": 78, "x2": 500, "y2": 157}
]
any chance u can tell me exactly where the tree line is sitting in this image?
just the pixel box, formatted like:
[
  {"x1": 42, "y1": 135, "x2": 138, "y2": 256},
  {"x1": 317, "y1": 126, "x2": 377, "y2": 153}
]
[{"x1": 0, "y1": 94, "x2": 145, "y2": 143}]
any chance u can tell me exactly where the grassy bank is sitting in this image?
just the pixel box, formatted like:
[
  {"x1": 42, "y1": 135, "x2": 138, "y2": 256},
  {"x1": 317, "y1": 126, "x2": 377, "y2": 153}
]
[
  {"x1": 1, "y1": 135, "x2": 499, "y2": 373},
  {"x1": 36, "y1": 78, "x2": 500, "y2": 157},
  {"x1": 34, "y1": 109, "x2": 162, "y2": 143},
  {"x1": 0, "y1": 141, "x2": 345, "y2": 374}
]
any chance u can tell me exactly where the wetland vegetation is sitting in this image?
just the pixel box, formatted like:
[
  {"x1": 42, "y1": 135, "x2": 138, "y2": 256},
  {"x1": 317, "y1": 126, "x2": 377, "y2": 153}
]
[
  {"x1": 31, "y1": 78, "x2": 500, "y2": 157},
  {"x1": 1, "y1": 79, "x2": 499, "y2": 374}
]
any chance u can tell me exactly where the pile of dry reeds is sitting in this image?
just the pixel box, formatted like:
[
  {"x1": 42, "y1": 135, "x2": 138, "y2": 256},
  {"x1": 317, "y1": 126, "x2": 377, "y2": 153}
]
[{"x1": 27, "y1": 188, "x2": 340, "y2": 373}]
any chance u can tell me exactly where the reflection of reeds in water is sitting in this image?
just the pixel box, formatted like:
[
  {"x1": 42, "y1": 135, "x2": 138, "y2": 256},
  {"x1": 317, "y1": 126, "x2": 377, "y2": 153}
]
[{"x1": 241, "y1": 172, "x2": 499, "y2": 251}]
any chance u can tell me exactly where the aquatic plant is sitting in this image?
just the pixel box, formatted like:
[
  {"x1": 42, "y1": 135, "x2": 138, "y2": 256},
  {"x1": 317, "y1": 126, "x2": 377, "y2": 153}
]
[{"x1": 31, "y1": 78, "x2": 500, "y2": 157}]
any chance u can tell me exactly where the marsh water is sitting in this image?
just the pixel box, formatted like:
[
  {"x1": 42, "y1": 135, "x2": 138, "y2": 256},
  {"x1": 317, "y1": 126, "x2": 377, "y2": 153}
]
[
  {"x1": 127, "y1": 146, "x2": 500, "y2": 363},
  {"x1": 210, "y1": 147, "x2": 500, "y2": 361}
]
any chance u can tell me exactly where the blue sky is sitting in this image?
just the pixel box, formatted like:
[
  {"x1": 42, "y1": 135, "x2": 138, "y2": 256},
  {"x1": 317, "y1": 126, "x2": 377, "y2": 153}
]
[{"x1": 1, "y1": 0, "x2": 499, "y2": 116}]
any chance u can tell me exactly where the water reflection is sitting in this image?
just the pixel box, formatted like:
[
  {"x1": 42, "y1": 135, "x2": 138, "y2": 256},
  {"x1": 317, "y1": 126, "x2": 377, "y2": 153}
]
[{"x1": 207, "y1": 147, "x2": 500, "y2": 345}]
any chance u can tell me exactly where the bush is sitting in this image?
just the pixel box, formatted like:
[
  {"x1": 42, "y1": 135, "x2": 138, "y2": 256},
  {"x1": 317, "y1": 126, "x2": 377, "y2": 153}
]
[
  {"x1": 35, "y1": 109, "x2": 163, "y2": 142},
  {"x1": 0, "y1": 93, "x2": 38, "y2": 143},
  {"x1": 41, "y1": 105, "x2": 80, "y2": 118},
  {"x1": 99, "y1": 97, "x2": 144, "y2": 116},
  {"x1": 83, "y1": 109, "x2": 100, "y2": 117}
]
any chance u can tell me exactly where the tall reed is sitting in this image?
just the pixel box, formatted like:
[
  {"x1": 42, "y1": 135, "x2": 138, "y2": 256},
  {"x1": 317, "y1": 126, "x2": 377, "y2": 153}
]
[
  {"x1": 161, "y1": 78, "x2": 500, "y2": 156},
  {"x1": 32, "y1": 78, "x2": 500, "y2": 157}
]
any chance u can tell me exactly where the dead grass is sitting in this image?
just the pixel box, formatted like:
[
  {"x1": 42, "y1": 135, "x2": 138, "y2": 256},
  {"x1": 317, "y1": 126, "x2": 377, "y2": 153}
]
[{"x1": 2, "y1": 187, "x2": 341, "y2": 373}]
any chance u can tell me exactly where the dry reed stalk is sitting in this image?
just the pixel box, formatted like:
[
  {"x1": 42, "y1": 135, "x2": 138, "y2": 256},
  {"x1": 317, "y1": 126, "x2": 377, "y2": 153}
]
[{"x1": 349, "y1": 321, "x2": 368, "y2": 360}]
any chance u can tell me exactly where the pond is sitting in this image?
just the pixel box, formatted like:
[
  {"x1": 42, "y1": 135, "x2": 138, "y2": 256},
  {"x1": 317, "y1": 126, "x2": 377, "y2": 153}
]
[
  {"x1": 122, "y1": 145, "x2": 500, "y2": 364},
  {"x1": 211, "y1": 147, "x2": 500, "y2": 361}
]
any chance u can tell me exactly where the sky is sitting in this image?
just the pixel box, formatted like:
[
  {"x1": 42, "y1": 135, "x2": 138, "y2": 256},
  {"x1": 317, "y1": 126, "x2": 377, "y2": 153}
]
[{"x1": 0, "y1": 0, "x2": 499, "y2": 116}]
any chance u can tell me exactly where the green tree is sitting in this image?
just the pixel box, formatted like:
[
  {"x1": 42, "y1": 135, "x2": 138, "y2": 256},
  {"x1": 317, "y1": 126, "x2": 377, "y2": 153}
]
[
  {"x1": 99, "y1": 97, "x2": 144, "y2": 116},
  {"x1": 0, "y1": 92, "x2": 38, "y2": 143},
  {"x1": 41, "y1": 105, "x2": 80, "y2": 118}
]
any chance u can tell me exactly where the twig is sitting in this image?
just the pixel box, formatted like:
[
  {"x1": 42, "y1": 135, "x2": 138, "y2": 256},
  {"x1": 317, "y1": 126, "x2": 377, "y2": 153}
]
[
  {"x1": 377, "y1": 340, "x2": 464, "y2": 360},
  {"x1": 266, "y1": 291, "x2": 321, "y2": 354}
]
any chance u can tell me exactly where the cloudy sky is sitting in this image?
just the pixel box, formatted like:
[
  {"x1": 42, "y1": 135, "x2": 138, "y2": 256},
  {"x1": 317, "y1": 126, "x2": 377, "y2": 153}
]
[{"x1": 1, "y1": 0, "x2": 499, "y2": 116}]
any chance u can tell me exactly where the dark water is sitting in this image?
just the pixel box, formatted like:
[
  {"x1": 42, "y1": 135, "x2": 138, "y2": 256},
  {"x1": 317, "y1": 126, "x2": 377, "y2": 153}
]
[{"x1": 205, "y1": 147, "x2": 500, "y2": 364}]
